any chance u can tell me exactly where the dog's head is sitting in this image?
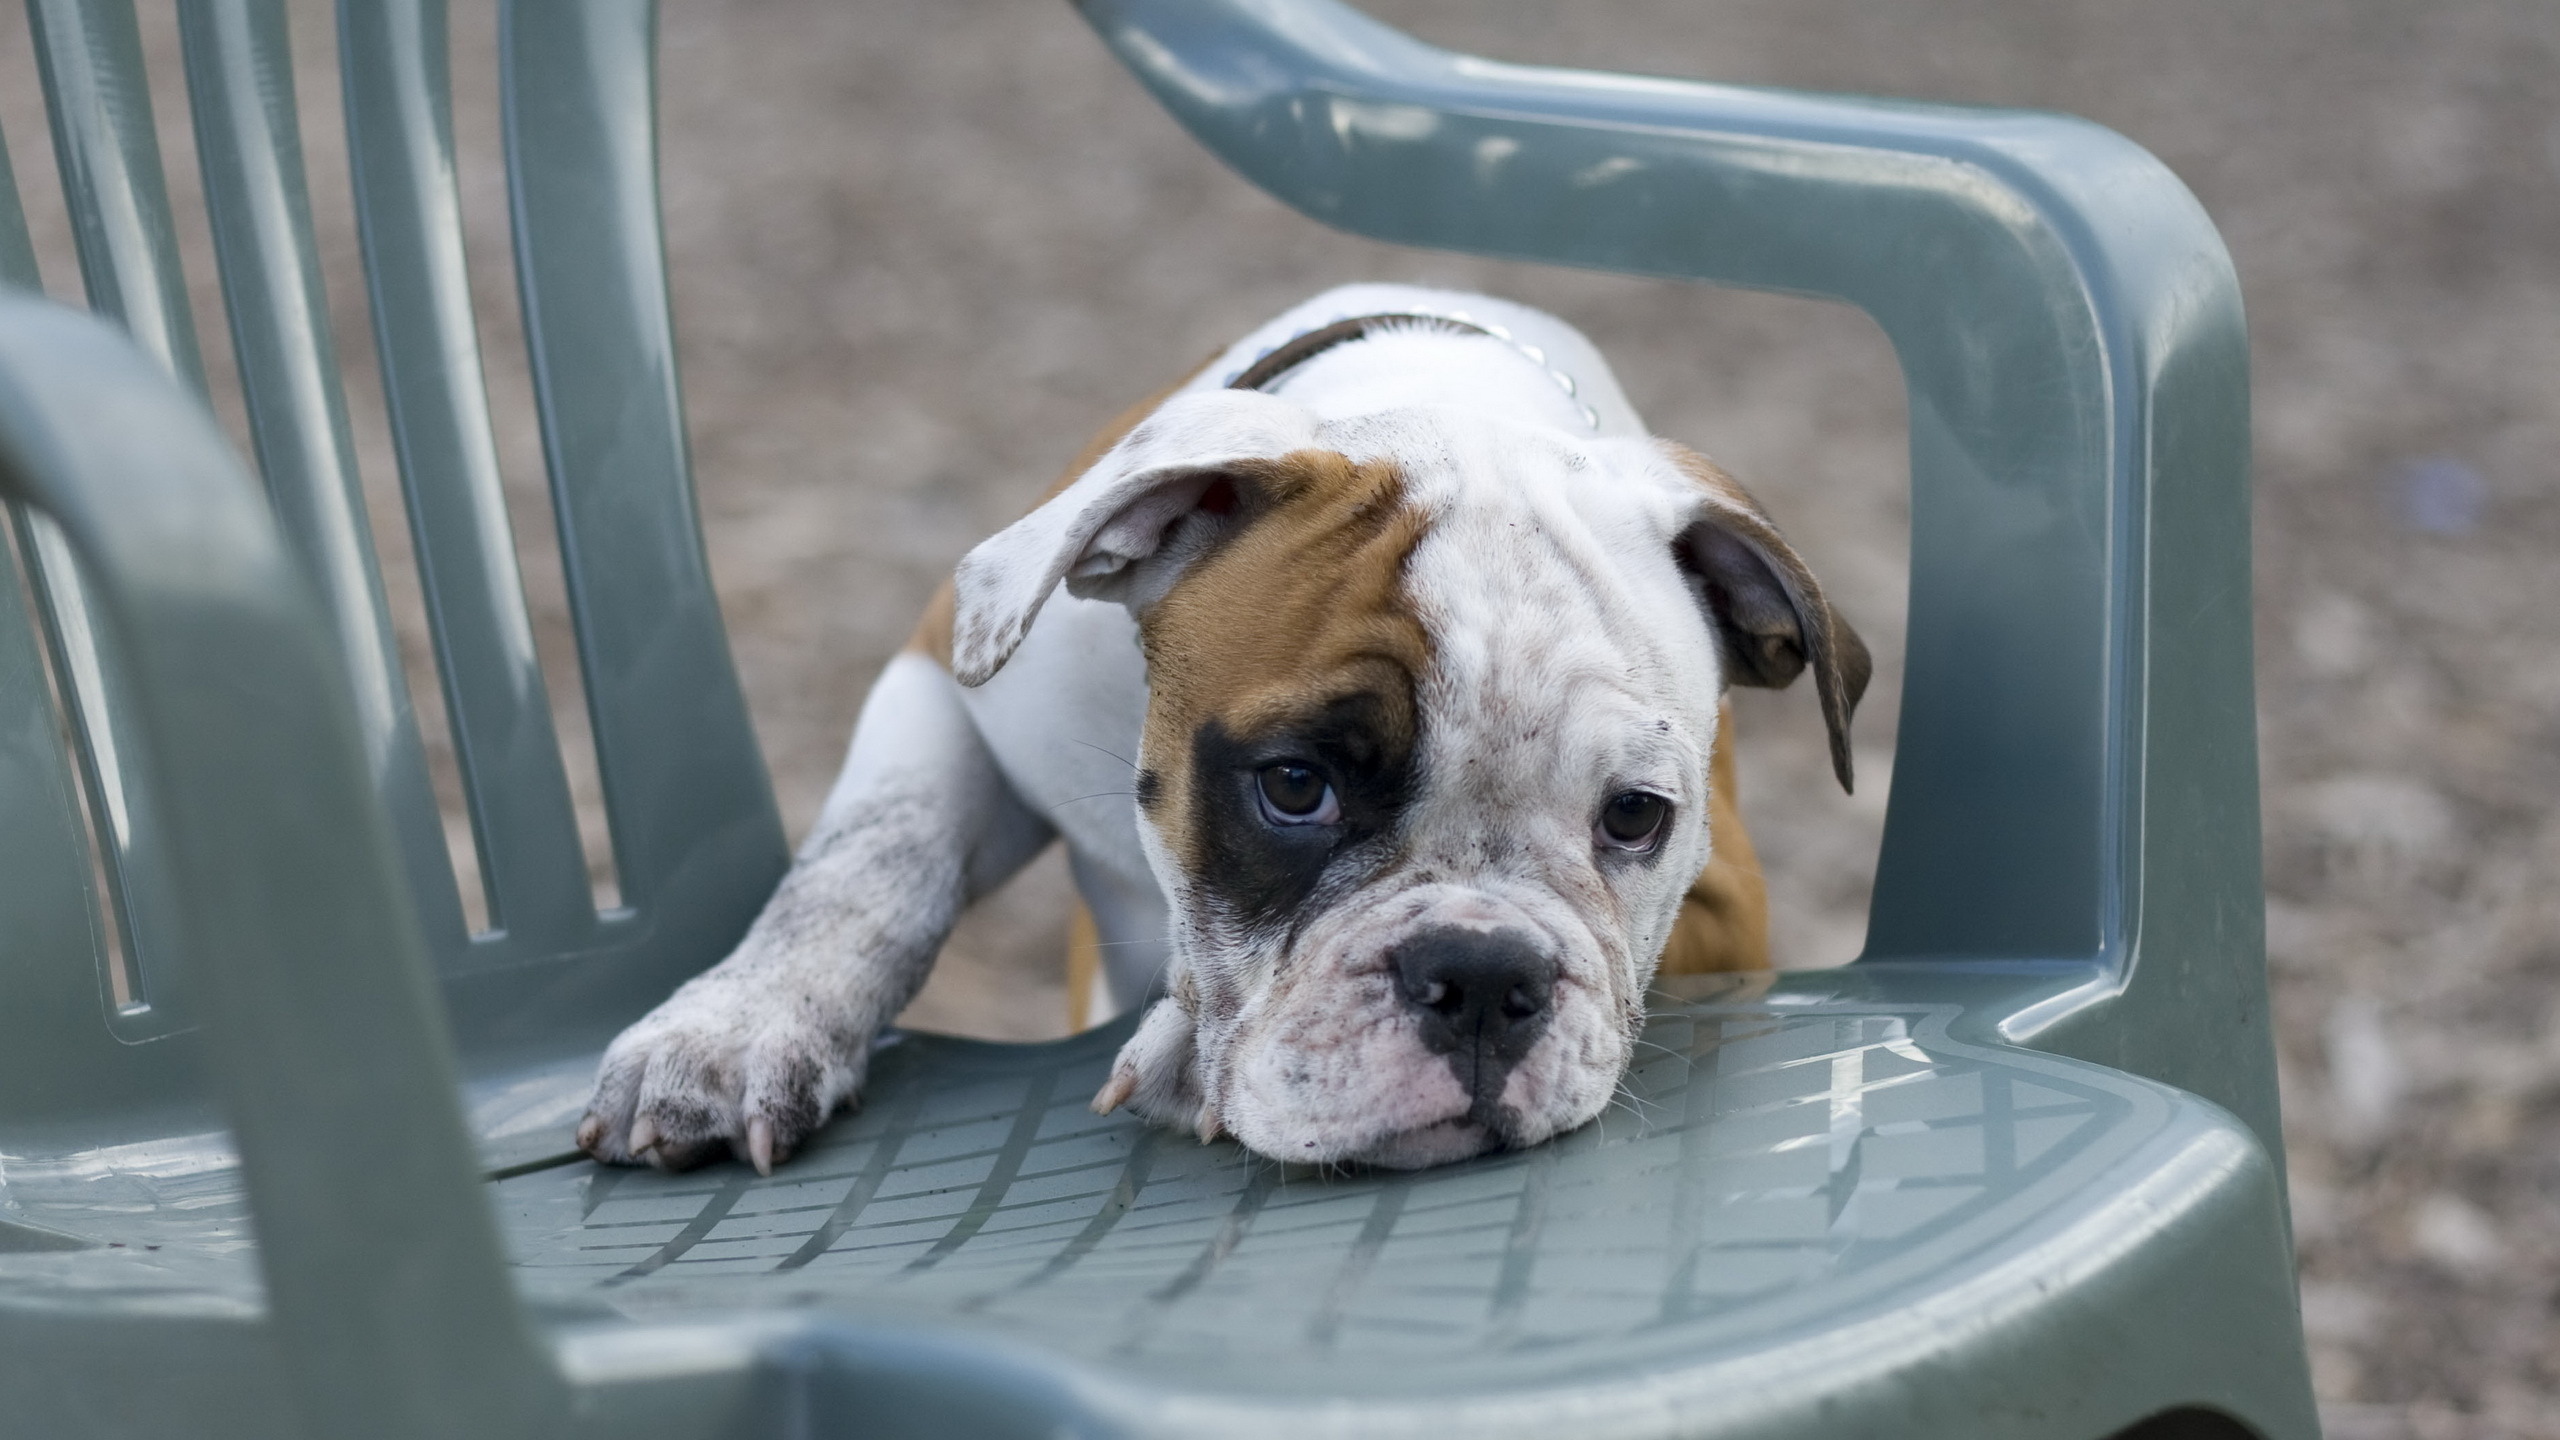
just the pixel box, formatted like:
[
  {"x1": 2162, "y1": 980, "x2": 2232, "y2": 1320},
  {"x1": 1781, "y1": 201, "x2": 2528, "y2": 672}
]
[{"x1": 952, "y1": 389, "x2": 1866, "y2": 1168}]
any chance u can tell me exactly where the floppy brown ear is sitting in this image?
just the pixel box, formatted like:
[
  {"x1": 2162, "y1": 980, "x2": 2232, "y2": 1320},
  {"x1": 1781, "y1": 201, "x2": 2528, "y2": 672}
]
[{"x1": 1661, "y1": 442, "x2": 1873, "y2": 793}]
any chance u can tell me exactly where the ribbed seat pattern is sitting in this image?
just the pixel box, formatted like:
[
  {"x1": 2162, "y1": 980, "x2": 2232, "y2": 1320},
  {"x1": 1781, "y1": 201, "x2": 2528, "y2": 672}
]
[
  {"x1": 503, "y1": 995, "x2": 2154, "y2": 1379},
  {"x1": 4, "y1": 985, "x2": 2197, "y2": 1404}
]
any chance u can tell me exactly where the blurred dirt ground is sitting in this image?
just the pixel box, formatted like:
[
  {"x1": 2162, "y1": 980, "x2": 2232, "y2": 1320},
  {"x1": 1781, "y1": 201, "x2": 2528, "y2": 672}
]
[{"x1": 2, "y1": 0, "x2": 2554, "y2": 1431}]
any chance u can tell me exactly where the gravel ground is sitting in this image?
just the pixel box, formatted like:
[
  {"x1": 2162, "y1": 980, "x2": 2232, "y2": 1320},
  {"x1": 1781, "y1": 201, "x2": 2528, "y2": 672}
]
[{"x1": 3, "y1": 0, "x2": 2553, "y2": 1430}]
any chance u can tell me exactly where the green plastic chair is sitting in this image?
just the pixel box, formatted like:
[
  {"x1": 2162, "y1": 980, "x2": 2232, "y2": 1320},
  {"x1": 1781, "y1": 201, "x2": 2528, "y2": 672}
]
[{"x1": 0, "y1": 0, "x2": 2316, "y2": 1436}]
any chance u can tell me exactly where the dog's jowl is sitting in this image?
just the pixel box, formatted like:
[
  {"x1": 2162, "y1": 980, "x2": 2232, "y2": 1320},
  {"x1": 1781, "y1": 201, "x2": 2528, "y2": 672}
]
[{"x1": 578, "y1": 285, "x2": 1868, "y2": 1175}]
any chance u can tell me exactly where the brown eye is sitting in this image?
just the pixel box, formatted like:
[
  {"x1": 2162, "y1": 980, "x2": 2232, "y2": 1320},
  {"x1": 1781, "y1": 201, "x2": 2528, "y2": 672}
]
[
  {"x1": 1257, "y1": 763, "x2": 1340, "y2": 825},
  {"x1": 1597, "y1": 791, "x2": 1669, "y2": 851}
]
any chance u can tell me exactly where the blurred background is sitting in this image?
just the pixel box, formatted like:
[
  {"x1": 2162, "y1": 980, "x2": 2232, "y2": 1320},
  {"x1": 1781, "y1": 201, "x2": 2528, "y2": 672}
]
[{"x1": 2, "y1": 1, "x2": 2553, "y2": 1433}]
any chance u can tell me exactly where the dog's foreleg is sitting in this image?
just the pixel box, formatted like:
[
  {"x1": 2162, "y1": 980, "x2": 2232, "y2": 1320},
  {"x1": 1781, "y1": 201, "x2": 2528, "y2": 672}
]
[{"x1": 578, "y1": 651, "x2": 1051, "y2": 1173}]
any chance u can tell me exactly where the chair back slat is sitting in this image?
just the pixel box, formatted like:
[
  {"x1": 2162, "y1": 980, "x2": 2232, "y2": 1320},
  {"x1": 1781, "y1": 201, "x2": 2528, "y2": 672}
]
[
  {"x1": 24, "y1": 0, "x2": 208, "y2": 390},
  {"x1": 0, "y1": 512, "x2": 173, "y2": 1114},
  {"x1": 11, "y1": 508, "x2": 194, "y2": 1024},
  {"x1": 499, "y1": 0, "x2": 785, "y2": 930},
  {"x1": 0, "y1": 119, "x2": 38, "y2": 282},
  {"x1": 339, "y1": 0, "x2": 599, "y2": 959},
  {"x1": 176, "y1": 0, "x2": 470, "y2": 956}
]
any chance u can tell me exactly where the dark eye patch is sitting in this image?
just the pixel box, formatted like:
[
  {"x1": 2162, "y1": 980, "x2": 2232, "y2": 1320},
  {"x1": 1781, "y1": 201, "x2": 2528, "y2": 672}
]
[{"x1": 1188, "y1": 692, "x2": 1415, "y2": 934}]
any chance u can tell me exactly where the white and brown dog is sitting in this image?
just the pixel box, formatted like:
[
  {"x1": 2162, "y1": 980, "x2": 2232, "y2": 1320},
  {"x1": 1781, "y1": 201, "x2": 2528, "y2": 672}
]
[{"x1": 577, "y1": 285, "x2": 1868, "y2": 1175}]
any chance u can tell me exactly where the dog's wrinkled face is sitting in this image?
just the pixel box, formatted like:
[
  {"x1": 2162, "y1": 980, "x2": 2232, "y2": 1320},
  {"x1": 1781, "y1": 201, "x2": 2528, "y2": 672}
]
[{"x1": 952, "y1": 391, "x2": 1864, "y2": 1168}]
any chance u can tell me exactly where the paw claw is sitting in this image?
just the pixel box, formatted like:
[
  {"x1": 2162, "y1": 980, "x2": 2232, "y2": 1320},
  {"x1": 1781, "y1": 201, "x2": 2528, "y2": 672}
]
[
  {"x1": 748, "y1": 1118, "x2": 775, "y2": 1177},
  {"x1": 629, "y1": 1116, "x2": 660, "y2": 1157},
  {"x1": 1092, "y1": 1070, "x2": 1136, "y2": 1115},
  {"x1": 575, "y1": 1113, "x2": 605, "y2": 1154}
]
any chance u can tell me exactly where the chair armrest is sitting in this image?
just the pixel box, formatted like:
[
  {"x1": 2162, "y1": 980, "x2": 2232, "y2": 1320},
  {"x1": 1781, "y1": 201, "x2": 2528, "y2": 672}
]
[
  {"x1": 0, "y1": 294, "x2": 563, "y2": 1440},
  {"x1": 1078, "y1": 0, "x2": 2273, "y2": 1159}
]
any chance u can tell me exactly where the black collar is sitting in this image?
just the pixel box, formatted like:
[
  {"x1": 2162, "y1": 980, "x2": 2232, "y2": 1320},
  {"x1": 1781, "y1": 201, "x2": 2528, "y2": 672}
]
[{"x1": 1226, "y1": 312, "x2": 1492, "y2": 392}]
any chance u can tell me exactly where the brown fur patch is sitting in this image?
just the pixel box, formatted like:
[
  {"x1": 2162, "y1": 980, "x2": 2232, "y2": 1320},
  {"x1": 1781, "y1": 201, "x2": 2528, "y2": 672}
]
[
  {"x1": 1133, "y1": 451, "x2": 1432, "y2": 872},
  {"x1": 1656, "y1": 700, "x2": 1773, "y2": 975},
  {"x1": 908, "y1": 576, "x2": 959, "y2": 669}
]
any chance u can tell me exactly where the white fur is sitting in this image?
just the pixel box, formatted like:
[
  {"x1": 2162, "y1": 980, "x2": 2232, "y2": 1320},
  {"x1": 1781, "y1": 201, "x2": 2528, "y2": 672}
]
[{"x1": 582, "y1": 286, "x2": 1758, "y2": 1173}]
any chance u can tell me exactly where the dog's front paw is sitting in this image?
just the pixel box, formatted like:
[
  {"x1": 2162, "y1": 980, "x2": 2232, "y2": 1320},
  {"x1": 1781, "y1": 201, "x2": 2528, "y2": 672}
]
[{"x1": 575, "y1": 979, "x2": 861, "y2": 1175}]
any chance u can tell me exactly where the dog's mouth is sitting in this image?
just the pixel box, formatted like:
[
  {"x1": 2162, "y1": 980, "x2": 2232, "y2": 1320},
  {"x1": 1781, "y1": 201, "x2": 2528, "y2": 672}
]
[
  {"x1": 1333, "y1": 1094, "x2": 1533, "y2": 1170},
  {"x1": 1341, "y1": 1115, "x2": 1504, "y2": 1170}
]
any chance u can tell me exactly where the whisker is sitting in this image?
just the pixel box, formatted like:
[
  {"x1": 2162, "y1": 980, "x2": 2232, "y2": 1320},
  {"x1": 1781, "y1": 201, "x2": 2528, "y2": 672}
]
[
  {"x1": 1607, "y1": 1089, "x2": 1669, "y2": 1128},
  {"x1": 1608, "y1": 1076, "x2": 1671, "y2": 1117},
  {"x1": 1050, "y1": 790, "x2": 1138, "y2": 810},
  {"x1": 1071, "y1": 738, "x2": 1140, "y2": 772},
  {"x1": 1624, "y1": 1087, "x2": 1668, "y2": 1115}
]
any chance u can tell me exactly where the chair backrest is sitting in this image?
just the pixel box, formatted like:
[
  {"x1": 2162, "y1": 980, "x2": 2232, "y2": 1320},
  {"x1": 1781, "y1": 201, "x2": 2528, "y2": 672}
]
[{"x1": 0, "y1": 0, "x2": 789, "y2": 1137}]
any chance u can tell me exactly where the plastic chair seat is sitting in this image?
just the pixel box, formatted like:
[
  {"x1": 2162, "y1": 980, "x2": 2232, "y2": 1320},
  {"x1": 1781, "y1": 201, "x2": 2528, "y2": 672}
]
[{"x1": 1, "y1": 974, "x2": 2297, "y2": 1436}]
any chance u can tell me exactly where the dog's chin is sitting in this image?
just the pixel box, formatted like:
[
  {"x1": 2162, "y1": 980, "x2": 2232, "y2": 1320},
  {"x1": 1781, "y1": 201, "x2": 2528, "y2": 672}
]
[{"x1": 1339, "y1": 1116, "x2": 1503, "y2": 1171}]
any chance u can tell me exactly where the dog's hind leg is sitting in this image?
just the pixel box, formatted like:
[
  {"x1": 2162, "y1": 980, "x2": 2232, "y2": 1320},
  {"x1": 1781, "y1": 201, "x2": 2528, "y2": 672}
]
[{"x1": 578, "y1": 650, "x2": 1053, "y2": 1173}]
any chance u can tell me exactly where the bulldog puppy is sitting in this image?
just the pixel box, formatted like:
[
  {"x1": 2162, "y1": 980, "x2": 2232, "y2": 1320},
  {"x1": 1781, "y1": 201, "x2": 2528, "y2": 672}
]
[{"x1": 577, "y1": 284, "x2": 1867, "y2": 1175}]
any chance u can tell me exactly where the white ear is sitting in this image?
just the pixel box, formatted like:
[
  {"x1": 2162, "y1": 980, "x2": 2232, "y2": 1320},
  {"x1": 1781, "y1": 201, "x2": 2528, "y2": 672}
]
[{"x1": 949, "y1": 389, "x2": 1320, "y2": 686}]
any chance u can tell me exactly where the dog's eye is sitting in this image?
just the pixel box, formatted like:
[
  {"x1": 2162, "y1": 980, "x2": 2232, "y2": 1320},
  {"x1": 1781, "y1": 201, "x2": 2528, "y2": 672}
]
[
  {"x1": 1257, "y1": 763, "x2": 1341, "y2": 826},
  {"x1": 1596, "y1": 791, "x2": 1670, "y2": 851}
]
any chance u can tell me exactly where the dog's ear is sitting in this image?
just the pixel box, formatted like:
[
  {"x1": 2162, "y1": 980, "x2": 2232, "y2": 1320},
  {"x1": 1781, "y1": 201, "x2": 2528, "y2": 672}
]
[
  {"x1": 1660, "y1": 442, "x2": 1872, "y2": 793},
  {"x1": 949, "y1": 390, "x2": 1320, "y2": 687}
]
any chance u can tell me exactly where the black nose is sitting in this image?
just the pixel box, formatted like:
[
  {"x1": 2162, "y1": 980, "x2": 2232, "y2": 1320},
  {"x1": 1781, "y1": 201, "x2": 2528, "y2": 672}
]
[{"x1": 1392, "y1": 927, "x2": 1559, "y2": 1109}]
